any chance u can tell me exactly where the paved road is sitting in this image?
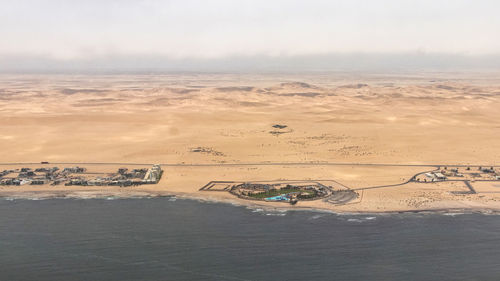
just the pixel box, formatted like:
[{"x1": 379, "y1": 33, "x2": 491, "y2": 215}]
[
  {"x1": 463, "y1": 180, "x2": 477, "y2": 194},
  {"x1": 1, "y1": 161, "x2": 498, "y2": 168},
  {"x1": 353, "y1": 168, "x2": 440, "y2": 191},
  {"x1": 355, "y1": 169, "x2": 498, "y2": 192}
]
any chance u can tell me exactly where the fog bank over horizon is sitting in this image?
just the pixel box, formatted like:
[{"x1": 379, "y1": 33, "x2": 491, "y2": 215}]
[
  {"x1": 2, "y1": 53, "x2": 500, "y2": 74},
  {"x1": 1, "y1": 0, "x2": 500, "y2": 73}
]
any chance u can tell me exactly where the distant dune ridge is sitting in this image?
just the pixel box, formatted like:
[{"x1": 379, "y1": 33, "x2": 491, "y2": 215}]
[{"x1": 0, "y1": 73, "x2": 499, "y2": 164}]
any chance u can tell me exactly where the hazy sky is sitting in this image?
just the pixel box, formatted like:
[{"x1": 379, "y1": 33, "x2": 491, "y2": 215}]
[{"x1": 1, "y1": 0, "x2": 499, "y2": 71}]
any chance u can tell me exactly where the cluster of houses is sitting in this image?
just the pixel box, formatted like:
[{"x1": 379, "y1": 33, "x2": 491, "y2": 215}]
[
  {"x1": 67, "y1": 165, "x2": 162, "y2": 187},
  {"x1": 0, "y1": 166, "x2": 73, "y2": 186},
  {"x1": 424, "y1": 172, "x2": 447, "y2": 182},
  {"x1": 0, "y1": 165, "x2": 163, "y2": 187},
  {"x1": 477, "y1": 167, "x2": 500, "y2": 180},
  {"x1": 418, "y1": 166, "x2": 500, "y2": 182},
  {"x1": 479, "y1": 167, "x2": 500, "y2": 180}
]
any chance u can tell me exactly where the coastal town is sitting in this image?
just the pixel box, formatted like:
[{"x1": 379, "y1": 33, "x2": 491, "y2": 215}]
[
  {"x1": 2, "y1": 161, "x2": 500, "y2": 211},
  {"x1": 0, "y1": 164, "x2": 162, "y2": 187},
  {"x1": 1, "y1": 73, "x2": 500, "y2": 213}
]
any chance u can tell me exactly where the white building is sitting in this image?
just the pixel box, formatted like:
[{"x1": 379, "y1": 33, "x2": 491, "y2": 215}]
[
  {"x1": 434, "y1": 172, "x2": 447, "y2": 180},
  {"x1": 425, "y1": 173, "x2": 435, "y2": 180},
  {"x1": 143, "y1": 164, "x2": 162, "y2": 183}
]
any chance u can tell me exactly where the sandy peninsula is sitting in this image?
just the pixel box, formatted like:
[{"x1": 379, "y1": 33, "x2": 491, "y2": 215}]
[{"x1": 1, "y1": 73, "x2": 500, "y2": 213}]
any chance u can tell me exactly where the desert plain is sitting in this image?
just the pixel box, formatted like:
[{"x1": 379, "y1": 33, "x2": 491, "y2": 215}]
[{"x1": 1, "y1": 72, "x2": 500, "y2": 213}]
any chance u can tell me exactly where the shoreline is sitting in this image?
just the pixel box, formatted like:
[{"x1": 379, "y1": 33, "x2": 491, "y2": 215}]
[{"x1": 2, "y1": 189, "x2": 500, "y2": 215}]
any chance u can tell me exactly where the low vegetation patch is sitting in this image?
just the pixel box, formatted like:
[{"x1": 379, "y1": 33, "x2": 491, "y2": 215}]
[{"x1": 247, "y1": 188, "x2": 315, "y2": 199}]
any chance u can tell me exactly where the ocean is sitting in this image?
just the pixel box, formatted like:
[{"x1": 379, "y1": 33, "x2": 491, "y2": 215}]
[{"x1": 1, "y1": 197, "x2": 499, "y2": 281}]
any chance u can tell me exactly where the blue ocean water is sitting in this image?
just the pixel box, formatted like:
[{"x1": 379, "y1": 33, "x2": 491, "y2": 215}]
[{"x1": 1, "y1": 198, "x2": 499, "y2": 281}]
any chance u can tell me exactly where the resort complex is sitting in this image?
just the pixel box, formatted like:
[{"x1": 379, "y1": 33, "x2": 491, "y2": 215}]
[
  {"x1": 231, "y1": 182, "x2": 332, "y2": 204},
  {"x1": 200, "y1": 180, "x2": 359, "y2": 205}
]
